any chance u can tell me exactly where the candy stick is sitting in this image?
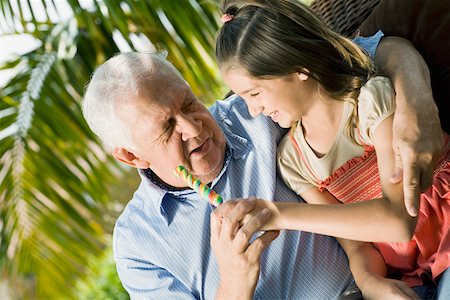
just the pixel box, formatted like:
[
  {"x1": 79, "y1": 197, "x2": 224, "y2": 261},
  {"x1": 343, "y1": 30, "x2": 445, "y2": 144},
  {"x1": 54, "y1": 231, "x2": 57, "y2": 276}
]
[{"x1": 174, "y1": 165, "x2": 223, "y2": 207}]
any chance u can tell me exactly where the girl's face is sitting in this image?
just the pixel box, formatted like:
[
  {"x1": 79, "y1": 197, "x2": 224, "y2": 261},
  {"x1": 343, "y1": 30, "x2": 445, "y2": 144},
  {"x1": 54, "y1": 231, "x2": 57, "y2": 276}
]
[{"x1": 222, "y1": 67, "x2": 319, "y2": 128}]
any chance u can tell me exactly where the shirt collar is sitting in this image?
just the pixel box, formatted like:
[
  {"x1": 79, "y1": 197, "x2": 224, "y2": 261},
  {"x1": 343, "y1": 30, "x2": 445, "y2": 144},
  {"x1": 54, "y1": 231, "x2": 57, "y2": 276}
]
[
  {"x1": 215, "y1": 104, "x2": 252, "y2": 160},
  {"x1": 224, "y1": 131, "x2": 250, "y2": 160}
]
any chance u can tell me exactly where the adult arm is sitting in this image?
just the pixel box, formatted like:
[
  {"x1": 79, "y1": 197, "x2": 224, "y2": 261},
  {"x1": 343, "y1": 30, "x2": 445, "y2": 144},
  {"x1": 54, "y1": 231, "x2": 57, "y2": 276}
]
[
  {"x1": 211, "y1": 198, "x2": 279, "y2": 300},
  {"x1": 115, "y1": 254, "x2": 197, "y2": 299},
  {"x1": 374, "y1": 36, "x2": 442, "y2": 217},
  {"x1": 358, "y1": 0, "x2": 449, "y2": 181}
]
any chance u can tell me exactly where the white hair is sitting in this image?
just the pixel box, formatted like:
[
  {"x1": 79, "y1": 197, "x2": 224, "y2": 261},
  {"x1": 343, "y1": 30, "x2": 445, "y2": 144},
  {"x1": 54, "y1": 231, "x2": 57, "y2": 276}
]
[{"x1": 81, "y1": 52, "x2": 185, "y2": 150}]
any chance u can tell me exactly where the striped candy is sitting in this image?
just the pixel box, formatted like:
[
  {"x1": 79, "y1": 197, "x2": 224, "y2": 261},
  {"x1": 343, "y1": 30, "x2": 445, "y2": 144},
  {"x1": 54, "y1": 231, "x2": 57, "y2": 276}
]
[{"x1": 174, "y1": 165, "x2": 223, "y2": 207}]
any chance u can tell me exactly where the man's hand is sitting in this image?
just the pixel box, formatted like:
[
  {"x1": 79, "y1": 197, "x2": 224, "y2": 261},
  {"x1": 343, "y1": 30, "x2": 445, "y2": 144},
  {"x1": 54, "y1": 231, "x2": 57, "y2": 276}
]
[
  {"x1": 211, "y1": 198, "x2": 279, "y2": 300},
  {"x1": 374, "y1": 36, "x2": 443, "y2": 217},
  {"x1": 390, "y1": 103, "x2": 442, "y2": 217},
  {"x1": 359, "y1": 274, "x2": 419, "y2": 300}
]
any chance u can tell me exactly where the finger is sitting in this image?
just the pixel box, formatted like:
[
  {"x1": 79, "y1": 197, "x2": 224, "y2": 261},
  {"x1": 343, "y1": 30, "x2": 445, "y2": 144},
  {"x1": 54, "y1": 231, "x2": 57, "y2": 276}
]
[
  {"x1": 389, "y1": 151, "x2": 404, "y2": 184},
  {"x1": 396, "y1": 282, "x2": 421, "y2": 299},
  {"x1": 418, "y1": 150, "x2": 437, "y2": 192},
  {"x1": 246, "y1": 230, "x2": 280, "y2": 261},
  {"x1": 211, "y1": 199, "x2": 242, "y2": 240},
  {"x1": 212, "y1": 199, "x2": 241, "y2": 219},
  {"x1": 419, "y1": 167, "x2": 434, "y2": 193},
  {"x1": 403, "y1": 163, "x2": 420, "y2": 217},
  {"x1": 221, "y1": 198, "x2": 257, "y2": 240},
  {"x1": 210, "y1": 210, "x2": 222, "y2": 241},
  {"x1": 233, "y1": 208, "x2": 271, "y2": 252},
  {"x1": 210, "y1": 200, "x2": 238, "y2": 239}
]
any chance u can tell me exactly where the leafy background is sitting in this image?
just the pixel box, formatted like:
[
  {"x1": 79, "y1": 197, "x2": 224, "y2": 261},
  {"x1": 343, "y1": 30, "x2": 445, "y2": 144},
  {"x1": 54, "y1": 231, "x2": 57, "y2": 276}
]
[{"x1": 0, "y1": 0, "x2": 310, "y2": 299}]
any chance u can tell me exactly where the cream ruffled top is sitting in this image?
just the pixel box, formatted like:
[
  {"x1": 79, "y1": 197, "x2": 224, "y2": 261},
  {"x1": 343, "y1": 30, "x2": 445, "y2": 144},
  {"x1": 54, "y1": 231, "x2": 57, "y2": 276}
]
[{"x1": 277, "y1": 76, "x2": 395, "y2": 195}]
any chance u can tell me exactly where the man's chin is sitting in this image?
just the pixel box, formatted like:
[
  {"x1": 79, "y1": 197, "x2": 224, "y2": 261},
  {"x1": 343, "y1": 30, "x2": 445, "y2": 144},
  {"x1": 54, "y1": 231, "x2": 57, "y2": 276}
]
[
  {"x1": 189, "y1": 142, "x2": 226, "y2": 182},
  {"x1": 190, "y1": 159, "x2": 224, "y2": 183},
  {"x1": 193, "y1": 167, "x2": 221, "y2": 184}
]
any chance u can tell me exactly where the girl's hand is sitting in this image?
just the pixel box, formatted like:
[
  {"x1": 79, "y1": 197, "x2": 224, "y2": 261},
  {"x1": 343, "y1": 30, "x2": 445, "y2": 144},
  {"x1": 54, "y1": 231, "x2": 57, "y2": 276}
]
[
  {"x1": 359, "y1": 274, "x2": 420, "y2": 300},
  {"x1": 241, "y1": 198, "x2": 281, "y2": 231}
]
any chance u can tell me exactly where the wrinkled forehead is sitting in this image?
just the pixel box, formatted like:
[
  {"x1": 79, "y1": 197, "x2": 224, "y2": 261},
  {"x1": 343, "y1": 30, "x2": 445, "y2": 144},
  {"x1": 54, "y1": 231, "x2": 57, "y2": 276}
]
[
  {"x1": 117, "y1": 79, "x2": 189, "y2": 131},
  {"x1": 140, "y1": 75, "x2": 187, "y2": 104}
]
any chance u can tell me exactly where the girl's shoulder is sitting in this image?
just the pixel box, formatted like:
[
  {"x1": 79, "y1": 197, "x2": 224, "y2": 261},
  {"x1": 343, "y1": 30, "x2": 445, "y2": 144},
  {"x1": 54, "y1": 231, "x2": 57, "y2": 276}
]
[
  {"x1": 358, "y1": 76, "x2": 396, "y2": 143},
  {"x1": 359, "y1": 76, "x2": 395, "y2": 111},
  {"x1": 361, "y1": 76, "x2": 394, "y2": 103}
]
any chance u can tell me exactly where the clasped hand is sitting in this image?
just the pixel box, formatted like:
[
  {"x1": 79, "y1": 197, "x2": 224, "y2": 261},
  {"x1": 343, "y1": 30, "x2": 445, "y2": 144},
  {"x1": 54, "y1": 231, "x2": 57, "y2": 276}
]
[{"x1": 210, "y1": 197, "x2": 279, "y2": 299}]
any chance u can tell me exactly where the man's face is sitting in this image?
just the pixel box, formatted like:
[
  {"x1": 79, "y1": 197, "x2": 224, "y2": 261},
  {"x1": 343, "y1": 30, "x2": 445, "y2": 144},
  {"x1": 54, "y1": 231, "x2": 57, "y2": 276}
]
[{"x1": 122, "y1": 79, "x2": 226, "y2": 187}]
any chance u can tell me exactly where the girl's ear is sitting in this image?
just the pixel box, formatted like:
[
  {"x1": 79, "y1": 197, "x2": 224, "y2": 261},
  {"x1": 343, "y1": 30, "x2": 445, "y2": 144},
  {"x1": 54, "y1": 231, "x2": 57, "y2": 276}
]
[
  {"x1": 112, "y1": 147, "x2": 151, "y2": 169},
  {"x1": 298, "y1": 73, "x2": 309, "y2": 81},
  {"x1": 298, "y1": 68, "x2": 310, "y2": 81}
]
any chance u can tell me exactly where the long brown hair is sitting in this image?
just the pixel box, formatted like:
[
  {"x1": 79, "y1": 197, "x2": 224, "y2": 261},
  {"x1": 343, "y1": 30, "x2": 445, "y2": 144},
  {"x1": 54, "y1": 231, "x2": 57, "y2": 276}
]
[{"x1": 216, "y1": 0, "x2": 377, "y2": 144}]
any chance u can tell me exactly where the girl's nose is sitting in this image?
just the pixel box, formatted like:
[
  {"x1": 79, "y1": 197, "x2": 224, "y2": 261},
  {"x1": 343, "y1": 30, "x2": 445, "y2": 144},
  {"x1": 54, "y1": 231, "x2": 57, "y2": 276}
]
[{"x1": 249, "y1": 104, "x2": 264, "y2": 117}]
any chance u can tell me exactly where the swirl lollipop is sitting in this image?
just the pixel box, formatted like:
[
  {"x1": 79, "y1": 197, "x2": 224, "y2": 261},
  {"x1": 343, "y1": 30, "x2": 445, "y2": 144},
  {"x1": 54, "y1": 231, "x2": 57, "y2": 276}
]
[{"x1": 174, "y1": 165, "x2": 223, "y2": 207}]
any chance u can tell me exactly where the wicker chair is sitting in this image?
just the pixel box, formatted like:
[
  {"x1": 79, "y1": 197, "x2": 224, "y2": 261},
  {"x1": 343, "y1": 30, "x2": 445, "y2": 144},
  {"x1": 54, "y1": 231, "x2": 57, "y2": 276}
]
[{"x1": 309, "y1": 0, "x2": 381, "y2": 37}]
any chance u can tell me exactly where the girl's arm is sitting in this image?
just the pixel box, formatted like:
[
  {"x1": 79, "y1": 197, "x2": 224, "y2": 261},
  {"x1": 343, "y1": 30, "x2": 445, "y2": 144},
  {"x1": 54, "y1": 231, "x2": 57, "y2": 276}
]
[
  {"x1": 278, "y1": 188, "x2": 418, "y2": 299},
  {"x1": 266, "y1": 183, "x2": 415, "y2": 242},
  {"x1": 337, "y1": 238, "x2": 417, "y2": 299},
  {"x1": 256, "y1": 116, "x2": 418, "y2": 242},
  {"x1": 294, "y1": 189, "x2": 388, "y2": 292}
]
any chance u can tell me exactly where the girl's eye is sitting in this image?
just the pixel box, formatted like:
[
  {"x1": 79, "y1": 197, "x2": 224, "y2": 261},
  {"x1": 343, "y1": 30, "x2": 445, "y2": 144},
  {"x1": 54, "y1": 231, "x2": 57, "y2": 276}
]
[
  {"x1": 183, "y1": 99, "x2": 198, "y2": 112},
  {"x1": 250, "y1": 92, "x2": 260, "y2": 97}
]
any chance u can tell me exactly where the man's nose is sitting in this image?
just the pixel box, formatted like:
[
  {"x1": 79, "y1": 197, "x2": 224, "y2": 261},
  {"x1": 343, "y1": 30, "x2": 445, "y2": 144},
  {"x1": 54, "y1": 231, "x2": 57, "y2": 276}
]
[{"x1": 177, "y1": 113, "x2": 202, "y2": 141}]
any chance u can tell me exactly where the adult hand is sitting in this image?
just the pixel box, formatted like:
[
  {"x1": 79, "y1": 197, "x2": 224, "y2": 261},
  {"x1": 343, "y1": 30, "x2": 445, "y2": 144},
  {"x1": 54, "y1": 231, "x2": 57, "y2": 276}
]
[
  {"x1": 360, "y1": 275, "x2": 420, "y2": 300},
  {"x1": 391, "y1": 104, "x2": 442, "y2": 217},
  {"x1": 374, "y1": 36, "x2": 443, "y2": 217},
  {"x1": 211, "y1": 198, "x2": 280, "y2": 300}
]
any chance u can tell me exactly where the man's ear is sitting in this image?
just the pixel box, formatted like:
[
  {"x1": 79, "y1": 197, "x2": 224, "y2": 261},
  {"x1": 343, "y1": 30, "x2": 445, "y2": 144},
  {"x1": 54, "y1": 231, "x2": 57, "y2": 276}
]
[{"x1": 112, "y1": 147, "x2": 151, "y2": 169}]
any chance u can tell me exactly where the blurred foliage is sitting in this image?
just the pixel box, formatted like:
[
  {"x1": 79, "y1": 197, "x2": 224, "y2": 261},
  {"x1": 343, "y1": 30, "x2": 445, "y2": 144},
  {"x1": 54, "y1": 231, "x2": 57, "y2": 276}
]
[
  {"x1": 0, "y1": 0, "x2": 222, "y2": 298},
  {"x1": 75, "y1": 244, "x2": 129, "y2": 300},
  {"x1": 0, "y1": 0, "x2": 311, "y2": 298}
]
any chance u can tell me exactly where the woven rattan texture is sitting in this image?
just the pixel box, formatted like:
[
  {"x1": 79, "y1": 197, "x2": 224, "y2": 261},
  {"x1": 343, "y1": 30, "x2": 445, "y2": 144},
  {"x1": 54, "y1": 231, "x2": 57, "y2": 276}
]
[{"x1": 310, "y1": 0, "x2": 381, "y2": 37}]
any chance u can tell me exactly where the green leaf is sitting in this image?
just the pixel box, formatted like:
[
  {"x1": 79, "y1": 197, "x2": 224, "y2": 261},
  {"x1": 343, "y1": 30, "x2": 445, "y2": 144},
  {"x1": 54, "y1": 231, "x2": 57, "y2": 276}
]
[{"x1": 0, "y1": 1, "x2": 229, "y2": 298}]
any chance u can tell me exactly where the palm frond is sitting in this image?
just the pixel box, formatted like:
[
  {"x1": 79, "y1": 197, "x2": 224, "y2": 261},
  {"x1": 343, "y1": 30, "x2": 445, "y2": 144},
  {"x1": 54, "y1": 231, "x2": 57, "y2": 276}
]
[{"x1": 1, "y1": 0, "x2": 227, "y2": 298}]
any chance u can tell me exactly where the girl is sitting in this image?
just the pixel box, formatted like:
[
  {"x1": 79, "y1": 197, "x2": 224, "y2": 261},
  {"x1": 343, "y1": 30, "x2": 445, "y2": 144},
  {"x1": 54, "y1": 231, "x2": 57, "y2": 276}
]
[{"x1": 216, "y1": 0, "x2": 450, "y2": 299}]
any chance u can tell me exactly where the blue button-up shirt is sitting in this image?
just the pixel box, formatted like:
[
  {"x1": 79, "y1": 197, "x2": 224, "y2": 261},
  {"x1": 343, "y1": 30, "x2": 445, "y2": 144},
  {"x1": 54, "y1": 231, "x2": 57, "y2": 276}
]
[{"x1": 114, "y1": 33, "x2": 383, "y2": 300}]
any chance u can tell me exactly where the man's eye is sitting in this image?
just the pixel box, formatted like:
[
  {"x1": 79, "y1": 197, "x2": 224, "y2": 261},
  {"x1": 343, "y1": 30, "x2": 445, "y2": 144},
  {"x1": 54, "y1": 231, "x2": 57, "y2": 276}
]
[
  {"x1": 158, "y1": 119, "x2": 176, "y2": 142},
  {"x1": 163, "y1": 126, "x2": 173, "y2": 137},
  {"x1": 250, "y1": 92, "x2": 260, "y2": 97}
]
